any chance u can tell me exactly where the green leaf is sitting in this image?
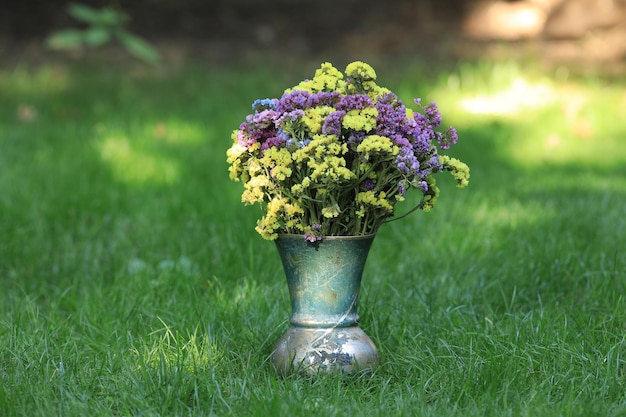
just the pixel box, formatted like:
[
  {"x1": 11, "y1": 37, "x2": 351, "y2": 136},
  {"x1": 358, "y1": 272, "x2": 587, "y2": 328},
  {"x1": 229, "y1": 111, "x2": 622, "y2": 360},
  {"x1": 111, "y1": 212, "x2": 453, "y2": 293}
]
[
  {"x1": 115, "y1": 31, "x2": 160, "y2": 64},
  {"x1": 99, "y1": 7, "x2": 128, "y2": 26},
  {"x1": 67, "y1": 3, "x2": 102, "y2": 24},
  {"x1": 83, "y1": 27, "x2": 111, "y2": 47},
  {"x1": 45, "y1": 29, "x2": 85, "y2": 50},
  {"x1": 68, "y1": 3, "x2": 127, "y2": 26}
]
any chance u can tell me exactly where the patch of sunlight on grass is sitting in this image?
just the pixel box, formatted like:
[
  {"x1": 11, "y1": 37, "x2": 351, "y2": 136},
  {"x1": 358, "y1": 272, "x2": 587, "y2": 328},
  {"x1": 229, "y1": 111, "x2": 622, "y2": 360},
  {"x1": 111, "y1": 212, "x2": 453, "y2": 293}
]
[
  {"x1": 429, "y1": 61, "x2": 626, "y2": 169},
  {"x1": 150, "y1": 119, "x2": 206, "y2": 145},
  {"x1": 506, "y1": 130, "x2": 624, "y2": 168},
  {"x1": 471, "y1": 199, "x2": 553, "y2": 230},
  {"x1": 97, "y1": 135, "x2": 179, "y2": 185},
  {"x1": 533, "y1": 171, "x2": 626, "y2": 193},
  {"x1": 458, "y1": 77, "x2": 557, "y2": 116},
  {"x1": 133, "y1": 320, "x2": 223, "y2": 373},
  {"x1": 0, "y1": 65, "x2": 70, "y2": 95}
]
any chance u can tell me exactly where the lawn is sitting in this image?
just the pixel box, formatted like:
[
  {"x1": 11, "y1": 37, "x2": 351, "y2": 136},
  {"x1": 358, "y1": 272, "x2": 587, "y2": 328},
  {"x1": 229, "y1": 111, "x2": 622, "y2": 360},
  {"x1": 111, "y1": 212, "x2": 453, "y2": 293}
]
[{"x1": 1, "y1": 56, "x2": 625, "y2": 416}]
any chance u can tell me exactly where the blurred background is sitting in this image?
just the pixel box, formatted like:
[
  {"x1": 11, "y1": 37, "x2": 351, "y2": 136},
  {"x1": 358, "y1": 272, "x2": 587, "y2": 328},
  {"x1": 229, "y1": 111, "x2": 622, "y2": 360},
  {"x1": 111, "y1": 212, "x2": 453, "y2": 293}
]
[{"x1": 2, "y1": 0, "x2": 626, "y2": 69}]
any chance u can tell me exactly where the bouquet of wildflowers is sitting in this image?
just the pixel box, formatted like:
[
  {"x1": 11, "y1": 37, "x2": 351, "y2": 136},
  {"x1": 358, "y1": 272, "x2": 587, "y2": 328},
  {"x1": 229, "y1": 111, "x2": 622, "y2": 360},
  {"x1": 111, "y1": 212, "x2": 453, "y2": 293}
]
[{"x1": 227, "y1": 61, "x2": 469, "y2": 241}]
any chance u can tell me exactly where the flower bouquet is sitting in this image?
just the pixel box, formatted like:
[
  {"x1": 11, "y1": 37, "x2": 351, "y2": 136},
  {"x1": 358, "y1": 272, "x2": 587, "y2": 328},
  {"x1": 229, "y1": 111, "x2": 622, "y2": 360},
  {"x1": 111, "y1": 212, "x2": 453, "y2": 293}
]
[{"x1": 227, "y1": 61, "x2": 469, "y2": 241}]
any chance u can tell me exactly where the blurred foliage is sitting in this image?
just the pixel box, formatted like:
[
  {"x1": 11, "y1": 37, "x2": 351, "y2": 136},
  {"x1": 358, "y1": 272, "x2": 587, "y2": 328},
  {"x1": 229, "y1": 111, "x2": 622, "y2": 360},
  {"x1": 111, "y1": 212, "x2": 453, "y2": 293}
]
[{"x1": 45, "y1": 3, "x2": 160, "y2": 64}]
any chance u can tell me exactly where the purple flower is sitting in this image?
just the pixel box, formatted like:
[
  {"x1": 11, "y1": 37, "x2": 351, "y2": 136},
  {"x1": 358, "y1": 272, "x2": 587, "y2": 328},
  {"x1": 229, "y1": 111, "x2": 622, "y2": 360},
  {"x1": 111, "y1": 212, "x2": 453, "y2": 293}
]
[
  {"x1": 304, "y1": 232, "x2": 320, "y2": 243},
  {"x1": 428, "y1": 154, "x2": 443, "y2": 172},
  {"x1": 336, "y1": 94, "x2": 373, "y2": 111},
  {"x1": 424, "y1": 102, "x2": 442, "y2": 128},
  {"x1": 276, "y1": 109, "x2": 305, "y2": 126},
  {"x1": 304, "y1": 223, "x2": 322, "y2": 242},
  {"x1": 361, "y1": 179, "x2": 375, "y2": 191},
  {"x1": 436, "y1": 126, "x2": 459, "y2": 150},
  {"x1": 322, "y1": 110, "x2": 346, "y2": 136},
  {"x1": 307, "y1": 92, "x2": 341, "y2": 108},
  {"x1": 236, "y1": 129, "x2": 257, "y2": 148},
  {"x1": 397, "y1": 182, "x2": 407, "y2": 196},
  {"x1": 252, "y1": 109, "x2": 280, "y2": 127},
  {"x1": 375, "y1": 94, "x2": 407, "y2": 137},
  {"x1": 260, "y1": 135, "x2": 288, "y2": 152},
  {"x1": 395, "y1": 144, "x2": 420, "y2": 175},
  {"x1": 238, "y1": 118, "x2": 276, "y2": 147},
  {"x1": 347, "y1": 132, "x2": 366, "y2": 146},
  {"x1": 277, "y1": 91, "x2": 311, "y2": 113},
  {"x1": 411, "y1": 112, "x2": 436, "y2": 142}
]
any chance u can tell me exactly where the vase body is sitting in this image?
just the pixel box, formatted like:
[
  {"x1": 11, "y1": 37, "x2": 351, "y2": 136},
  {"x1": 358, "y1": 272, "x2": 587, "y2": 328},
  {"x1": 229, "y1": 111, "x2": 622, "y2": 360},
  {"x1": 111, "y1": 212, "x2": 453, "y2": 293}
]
[{"x1": 271, "y1": 234, "x2": 379, "y2": 376}]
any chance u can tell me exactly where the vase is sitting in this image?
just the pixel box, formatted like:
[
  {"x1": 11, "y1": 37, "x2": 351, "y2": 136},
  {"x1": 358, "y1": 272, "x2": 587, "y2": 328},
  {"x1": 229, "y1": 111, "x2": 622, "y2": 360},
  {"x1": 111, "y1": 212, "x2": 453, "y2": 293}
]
[{"x1": 271, "y1": 233, "x2": 380, "y2": 376}]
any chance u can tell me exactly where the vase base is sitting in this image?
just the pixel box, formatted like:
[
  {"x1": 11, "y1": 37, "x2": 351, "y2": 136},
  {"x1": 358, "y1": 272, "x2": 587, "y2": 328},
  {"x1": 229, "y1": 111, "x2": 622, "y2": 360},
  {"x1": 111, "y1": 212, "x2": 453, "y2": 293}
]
[{"x1": 271, "y1": 325, "x2": 379, "y2": 376}]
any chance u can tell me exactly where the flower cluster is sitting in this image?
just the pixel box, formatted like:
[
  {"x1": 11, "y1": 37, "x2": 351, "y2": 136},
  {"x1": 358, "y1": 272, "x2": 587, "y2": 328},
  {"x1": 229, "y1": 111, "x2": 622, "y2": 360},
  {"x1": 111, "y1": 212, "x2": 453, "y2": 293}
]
[{"x1": 227, "y1": 61, "x2": 469, "y2": 240}]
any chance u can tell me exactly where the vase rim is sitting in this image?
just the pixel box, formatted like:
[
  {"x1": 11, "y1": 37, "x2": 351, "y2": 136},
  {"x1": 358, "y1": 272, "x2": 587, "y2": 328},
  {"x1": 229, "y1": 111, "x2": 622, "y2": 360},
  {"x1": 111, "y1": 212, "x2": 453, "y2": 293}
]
[{"x1": 277, "y1": 233, "x2": 376, "y2": 241}]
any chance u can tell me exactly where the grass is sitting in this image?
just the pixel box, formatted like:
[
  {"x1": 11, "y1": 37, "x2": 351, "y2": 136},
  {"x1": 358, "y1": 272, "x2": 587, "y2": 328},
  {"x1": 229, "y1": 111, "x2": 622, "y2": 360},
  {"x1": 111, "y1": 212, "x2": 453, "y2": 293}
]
[{"x1": 1, "y1": 56, "x2": 625, "y2": 416}]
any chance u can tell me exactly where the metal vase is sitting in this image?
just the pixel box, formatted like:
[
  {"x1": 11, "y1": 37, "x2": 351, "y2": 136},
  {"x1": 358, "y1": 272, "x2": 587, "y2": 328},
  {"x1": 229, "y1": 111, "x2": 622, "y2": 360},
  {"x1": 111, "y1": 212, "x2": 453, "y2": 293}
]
[{"x1": 271, "y1": 234, "x2": 379, "y2": 376}]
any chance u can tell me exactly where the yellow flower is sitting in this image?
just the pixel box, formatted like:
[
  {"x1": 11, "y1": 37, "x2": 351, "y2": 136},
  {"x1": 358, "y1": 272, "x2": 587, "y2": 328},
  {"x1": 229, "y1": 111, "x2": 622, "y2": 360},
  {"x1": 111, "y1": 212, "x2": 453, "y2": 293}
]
[
  {"x1": 322, "y1": 205, "x2": 340, "y2": 218},
  {"x1": 303, "y1": 106, "x2": 335, "y2": 134},
  {"x1": 241, "y1": 175, "x2": 271, "y2": 204},
  {"x1": 440, "y1": 155, "x2": 470, "y2": 188},
  {"x1": 261, "y1": 147, "x2": 291, "y2": 167},
  {"x1": 342, "y1": 108, "x2": 378, "y2": 132},
  {"x1": 228, "y1": 163, "x2": 242, "y2": 181},
  {"x1": 285, "y1": 202, "x2": 304, "y2": 217},
  {"x1": 356, "y1": 135, "x2": 398, "y2": 159},
  {"x1": 356, "y1": 190, "x2": 393, "y2": 212},
  {"x1": 288, "y1": 62, "x2": 346, "y2": 93},
  {"x1": 327, "y1": 157, "x2": 355, "y2": 180},
  {"x1": 226, "y1": 143, "x2": 247, "y2": 164},
  {"x1": 255, "y1": 217, "x2": 279, "y2": 240},
  {"x1": 291, "y1": 183, "x2": 304, "y2": 195},
  {"x1": 292, "y1": 148, "x2": 308, "y2": 164},
  {"x1": 247, "y1": 158, "x2": 262, "y2": 176},
  {"x1": 345, "y1": 61, "x2": 377, "y2": 80},
  {"x1": 271, "y1": 166, "x2": 292, "y2": 181}
]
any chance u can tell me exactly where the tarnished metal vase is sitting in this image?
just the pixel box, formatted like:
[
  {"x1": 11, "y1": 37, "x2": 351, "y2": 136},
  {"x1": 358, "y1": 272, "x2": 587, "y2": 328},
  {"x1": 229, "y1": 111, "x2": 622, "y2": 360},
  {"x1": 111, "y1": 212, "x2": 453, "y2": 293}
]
[{"x1": 271, "y1": 234, "x2": 379, "y2": 376}]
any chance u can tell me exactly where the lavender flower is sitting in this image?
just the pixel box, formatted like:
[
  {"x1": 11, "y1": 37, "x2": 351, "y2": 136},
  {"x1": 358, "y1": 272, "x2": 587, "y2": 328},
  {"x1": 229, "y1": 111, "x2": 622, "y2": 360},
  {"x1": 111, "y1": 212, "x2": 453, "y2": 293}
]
[
  {"x1": 336, "y1": 94, "x2": 373, "y2": 111},
  {"x1": 307, "y1": 92, "x2": 341, "y2": 108},
  {"x1": 436, "y1": 126, "x2": 459, "y2": 150},
  {"x1": 252, "y1": 109, "x2": 280, "y2": 127},
  {"x1": 276, "y1": 109, "x2": 305, "y2": 126},
  {"x1": 238, "y1": 120, "x2": 275, "y2": 147},
  {"x1": 375, "y1": 93, "x2": 406, "y2": 137},
  {"x1": 395, "y1": 144, "x2": 420, "y2": 175},
  {"x1": 261, "y1": 135, "x2": 288, "y2": 152},
  {"x1": 428, "y1": 154, "x2": 443, "y2": 172},
  {"x1": 424, "y1": 102, "x2": 442, "y2": 128},
  {"x1": 347, "y1": 131, "x2": 366, "y2": 146},
  {"x1": 322, "y1": 110, "x2": 346, "y2": 136},
  {"x1": 304, "y1": 223, "x2": 322, "y2": 242},
  {"x1": 361, "y1": 179, "x2": 375, "y2": 191},
  {"x1": 277, "y1": 91, "x2": 311, "y2": 113}
]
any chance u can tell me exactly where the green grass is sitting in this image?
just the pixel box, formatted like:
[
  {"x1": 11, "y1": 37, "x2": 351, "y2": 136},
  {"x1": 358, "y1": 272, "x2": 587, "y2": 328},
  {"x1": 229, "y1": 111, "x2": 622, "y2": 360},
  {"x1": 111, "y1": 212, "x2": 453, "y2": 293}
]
[{"x1": 1, "y1": 57, "x2": 625, "y2": 416}]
